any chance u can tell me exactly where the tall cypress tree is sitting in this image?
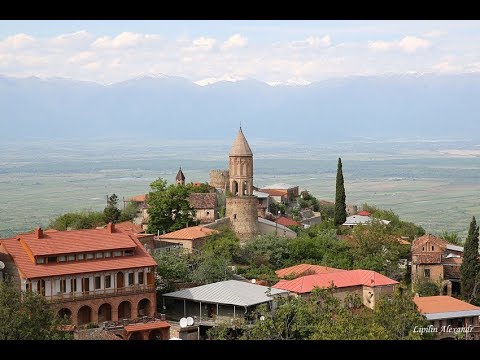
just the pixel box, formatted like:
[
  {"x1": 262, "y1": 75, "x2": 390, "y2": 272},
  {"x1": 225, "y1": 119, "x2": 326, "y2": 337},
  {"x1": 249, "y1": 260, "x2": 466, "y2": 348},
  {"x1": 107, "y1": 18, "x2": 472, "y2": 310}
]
[
  {"x1": 460, "y1": 216, "x2": 480, "y2": 302},
  {"x1": 334, "y1": 157, "x2": 347, "y2": 227}
]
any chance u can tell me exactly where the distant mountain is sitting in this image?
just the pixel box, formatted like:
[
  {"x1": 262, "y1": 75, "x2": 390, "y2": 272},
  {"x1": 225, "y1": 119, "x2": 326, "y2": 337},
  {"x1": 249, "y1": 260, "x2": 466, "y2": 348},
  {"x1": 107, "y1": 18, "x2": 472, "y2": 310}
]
[{"x1": 1, "y1": 73, "x2": 479, "y2": 143}]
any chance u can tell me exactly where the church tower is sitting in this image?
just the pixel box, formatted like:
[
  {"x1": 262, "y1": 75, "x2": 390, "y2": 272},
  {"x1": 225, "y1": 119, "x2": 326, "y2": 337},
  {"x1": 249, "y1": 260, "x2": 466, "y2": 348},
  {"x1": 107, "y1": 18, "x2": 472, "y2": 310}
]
[
  {"x1": 226, "y1": 127, "x2": 258, "y2": 240},
  {"x1": 176, "y1": 167, "x2": 185, "y2": 185}
]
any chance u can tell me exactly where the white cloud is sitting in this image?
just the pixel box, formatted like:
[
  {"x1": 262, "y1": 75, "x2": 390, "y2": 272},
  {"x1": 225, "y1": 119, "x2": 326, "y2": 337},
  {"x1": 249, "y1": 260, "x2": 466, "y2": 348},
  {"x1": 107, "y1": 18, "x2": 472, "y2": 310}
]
[
  {"x1": 83, "y1": 62, "x2": 101, "y2": 71},
  {"x1": 190, "y1": 37, "x2": 216, "y2": 51},
  {"x1": 423, "y1": 30, "x2": 447, "y2": 38},
  {"x1": 51, "y1": 30, "x2": 92, "y2": 46},
  {"x1": 91, "y1": 32, "x2": 159, "y2": 49},
  {"x1": 68, "y1": 51, "x2": 95, "y2": 64},
  {"x1": 398, "y1": 36, "x2": 430, "y2": 53},
  {"x1": 368, "y1": 36, "x2": 430, "y2": 53},
  {"x1": 221, "y1": 34, "x2": 248, "y2": 50},
  {"x1": 433, "y1": 60, "x2": 462, "y2": 73},
  {"x1": 195, "y1": 74, "x2": 244, "y2": 86},
  {"x1": 291, "y1": 35, "x2": 331, "y2": 49},
  {"x1": 15, "y1": 54, "x2": 48, "y2": 66},
  {"x1": 0, "y1": 33, "x2": 35, "y2": 50}
]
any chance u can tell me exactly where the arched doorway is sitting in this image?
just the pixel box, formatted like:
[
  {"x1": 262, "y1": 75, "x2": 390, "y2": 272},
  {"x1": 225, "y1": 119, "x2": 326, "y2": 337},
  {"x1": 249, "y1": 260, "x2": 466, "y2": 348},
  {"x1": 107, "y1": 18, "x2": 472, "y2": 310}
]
[
  {"x1": 137, "y1": 298, "x2": 151, "y2": 317},
  {"x1": 117, "y1": 272, "x2": 124, "y2": 289},
  {"x1": 118, "y1": 301, "x2": 131, "y2": 320},
  {"x1": 58, "y1": 308, "x2": 72, "y2": 322},
  {"x1": 128, "y1": 332, "x2": 143, "y2": 340},
  {"x1": 98, "y1": 303, "x2": 112, "y2": 322},
  {"x1": 232, "y1": 180, "x2": 238, "y2": 196},
  {"x1": 77, "y1": 305, "x2": 92, "y2": 326}
]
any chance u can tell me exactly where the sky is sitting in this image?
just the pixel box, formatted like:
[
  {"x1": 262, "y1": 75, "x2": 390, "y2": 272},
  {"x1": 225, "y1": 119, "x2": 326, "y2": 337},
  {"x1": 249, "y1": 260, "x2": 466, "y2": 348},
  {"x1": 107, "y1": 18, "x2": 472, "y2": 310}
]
[{"x1": 0, "y1": 20, "x2": 480, "y2": 85}]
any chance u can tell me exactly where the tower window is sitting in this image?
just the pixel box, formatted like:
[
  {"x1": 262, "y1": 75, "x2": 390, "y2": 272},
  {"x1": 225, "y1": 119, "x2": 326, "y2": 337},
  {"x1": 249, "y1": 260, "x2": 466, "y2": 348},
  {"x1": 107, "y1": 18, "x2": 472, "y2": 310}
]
[{"x1": 233, "y1": 214, "x2": 237, "y2": 220}]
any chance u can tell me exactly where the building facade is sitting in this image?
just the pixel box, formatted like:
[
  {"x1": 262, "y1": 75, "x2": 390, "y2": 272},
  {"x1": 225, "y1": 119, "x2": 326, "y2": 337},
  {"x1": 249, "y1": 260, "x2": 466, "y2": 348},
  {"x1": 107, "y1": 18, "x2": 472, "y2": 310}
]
[{"x1": 0, "y1": 223, "x2": 157, "y2": 327}]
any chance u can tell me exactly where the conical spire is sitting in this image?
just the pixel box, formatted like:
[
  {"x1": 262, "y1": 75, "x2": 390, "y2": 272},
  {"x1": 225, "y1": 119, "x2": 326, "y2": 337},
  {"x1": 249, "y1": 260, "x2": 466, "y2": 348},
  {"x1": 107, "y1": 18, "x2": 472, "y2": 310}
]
[
  {"x1": 176, "y1": 167, "x2": 185, "y2": 182},
  {"x1": 229, "y1": 127, "x2": 253, "y2": 156}
]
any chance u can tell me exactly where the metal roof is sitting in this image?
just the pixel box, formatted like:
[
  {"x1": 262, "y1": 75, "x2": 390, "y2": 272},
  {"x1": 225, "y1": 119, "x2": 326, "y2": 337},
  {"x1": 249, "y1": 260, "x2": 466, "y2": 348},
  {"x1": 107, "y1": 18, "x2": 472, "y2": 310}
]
[
  {"x1": 425, "y1": 310, "x2": 480, "y2": 321},
  {"x1": 261, "y1": 183, "x2": 297, "y2": 190},
  {"x1": 446, "y1": 244, "x2": 464, "y2": 252},
  {"x1": 257, "y1": 216, "x2": 296, "y2": 234},
  {"x1": 253, "y1": 190, "x2": 269, "y2": 198},
  {"x1": 343, "y1": 215, "x2": 390, "y2": 226},
  {"x1": 163, "y1": 280, "x2": 288, "y2": 307}
]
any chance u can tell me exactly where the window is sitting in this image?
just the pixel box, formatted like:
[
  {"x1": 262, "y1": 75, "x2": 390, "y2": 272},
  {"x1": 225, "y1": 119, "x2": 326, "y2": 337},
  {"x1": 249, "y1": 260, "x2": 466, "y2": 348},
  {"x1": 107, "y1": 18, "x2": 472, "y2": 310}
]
[
  {"x1": 25, "y1": 283, "x2": 30, "y2": 292},
  {"x1": 125, "y1": 249, "x2": 133, "y2": 256},
  {"x1": 47, "y1": 256, "x2": 57, "y2": 263},
  {"x1": 60, "y1": 279, "x2": 67, "y2": 293},
  {"x1": 424, "y1": 269, "x2": 431, "y2": 278},
  {"x1": 77, "y1": 254, "x2": 84, "y2": 260},
  {"x1": 128, "y1": 273, "x2": 135, "y2": 286},
  {"x1": 95, "y1": 252, "x2": 103, "y2": 259},
  {"x1": 233, "y1": 214, "x2": 237, "y2": 219},
  {"x1": 105, "y1": 275, "x2": 111, "y2": 288},
  {"x1": 206, "y1": 211, "x2": 210, "y2": 215},
  {"x1": 68, "y1": 255, "x2": 75, "y2": 261},
  {"x1": 138, "y1": 271, "x2": 144, "y2": 285},
  {"x1": 58, "y1": 255, "x2": 66, "y2": 262},
  {"x1": 95, "y1": 276, "x2": 101, "y2": 290},
  {"x1": 70, "y1": 278, "x2": 77, "y2": 292},
  {"x1": 104, "y1": 251, "x2": 112, "y2": 258},
  {"x1": 86, "y1": 253, "x2": 94, "y2": 260},
  {"x1": 432, "y1": 246, "x2": 434, "y2": 251},
  {"x1": 36, "y1": 257, "x2": 45, "y2": 264},
  {"x1": 113, "y1": 250, "x2": 122, "y2": 257},
  {"x1": 422, "y1": 247, "x2": 425, "y2": 251}
]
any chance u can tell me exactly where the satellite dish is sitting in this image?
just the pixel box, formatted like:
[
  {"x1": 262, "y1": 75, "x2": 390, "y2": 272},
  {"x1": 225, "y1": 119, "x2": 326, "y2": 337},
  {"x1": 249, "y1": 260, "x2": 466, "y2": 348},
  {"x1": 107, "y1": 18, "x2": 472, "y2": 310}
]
[
  {"x1": 0, "y1": 261, "x2": 4, "y2": 270},
  {"x1": 186, "y1": 316, "x2": 194, "y2": 326},
  {"x1": 251, "y1": 279, "x2": 256, "y2": 284},
  {"x1": 179, "y1": 317, "x2": 188, "y2": 328}
]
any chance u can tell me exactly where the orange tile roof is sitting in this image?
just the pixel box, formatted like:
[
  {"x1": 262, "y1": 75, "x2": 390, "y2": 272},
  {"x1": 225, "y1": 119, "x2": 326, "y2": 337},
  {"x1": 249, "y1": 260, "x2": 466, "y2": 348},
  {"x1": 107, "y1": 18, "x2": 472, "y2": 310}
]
[
  {"x1": 0, "y1": 229, "x2": 157, "y2": 279},
  {"x1": 275, "y1": 216, "x2": 302, "y2": 227},
  {"x1": 124, "y1": 321, "x2": 170, "y2": 333},
  {"x1": 4, "y1": 227, "x2": 136, "y2": 257},
  {"x1": 414, "y1": 296, "x2": 480, "y2": 314},
  {"x1": 273, "y1": 269, "x2": 398, "y2": 293},
  {"x1": 115, "y1": 221, "x2": 144, "y2": 234},
  {"x1": 126, "y1": 194, "x2": 148, "y2": 203},
  {"x1": 259, "y1": 189, "x2": 287, "y2": 197},
  {"x1": 356, "y1": 211, "x2": 371, "y2": 216},
  {"x1": 156, "y1": 226, "x2": 218, "y2": 241},
  {"x1": 276, "y1": 263, "x2": 343, "y2": 279}
]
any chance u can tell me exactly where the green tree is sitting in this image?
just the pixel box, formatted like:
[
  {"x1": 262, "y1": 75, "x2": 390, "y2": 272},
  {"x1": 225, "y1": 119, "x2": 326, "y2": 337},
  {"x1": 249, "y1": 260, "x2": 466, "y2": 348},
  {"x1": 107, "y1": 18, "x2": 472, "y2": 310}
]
[
  {"x1": 372, "y1": 287, "x2": 434, "y2": 339},
  {"x1": 334, "y1": 158, "x2": 347, "y2": 227},
  {"x1": 202, "y1": 228, "x2": 240, "y2": 261},
  {"x1": 106, "y1": 193, "x2": 118, "y2": 207},
  {"x1": 460, "y1": 216, "x2": 480, "y2": 302},
  {"x1": 0, "y1": 279, "x2": 72, "y2": 340},
  {"x1": 119, "y1": 201, "x2": 140, "y2": 222},
  {"x1": 191, "y1": 253, "x2": 233, "y2": 284},
  {"x1": 241, "y1": 234, "x2": 290, "y2": 269},
  {"x1": 186, "y1": 182, "x2": 211, "y2": 193},
  {"x1": 153, "y1": 249, "x2": 191, "y2": 293},
  {"x1": 103, "y1": 193, "x2": 121, "y2": 223},
  {"x1": 415, "y1": 278, "x2": 440, "y2": 297},
  {"x1": 49, "y1": 210, "x2": 105, "y2": 230},
  {"x1": 146, "y1": 178, "x2": 196, "y2": 234},
  {"x1": 440, "y1": 230, "x2": 462, "y2": 246}
]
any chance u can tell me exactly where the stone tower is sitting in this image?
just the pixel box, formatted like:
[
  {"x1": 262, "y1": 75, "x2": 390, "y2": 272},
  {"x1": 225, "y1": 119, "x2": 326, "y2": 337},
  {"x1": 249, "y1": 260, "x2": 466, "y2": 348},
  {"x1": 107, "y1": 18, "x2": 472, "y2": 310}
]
[
  {"x1": 175, "y1": 167, "x2": 185, "y2": 185},
  {"x1": 225, "y1": 127, "x2": 258, "y2": 240}
]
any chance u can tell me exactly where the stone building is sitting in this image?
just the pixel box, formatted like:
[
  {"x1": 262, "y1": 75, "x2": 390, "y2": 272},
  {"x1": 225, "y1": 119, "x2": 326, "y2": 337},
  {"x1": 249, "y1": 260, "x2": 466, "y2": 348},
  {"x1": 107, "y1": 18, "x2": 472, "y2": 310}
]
[
  {"x1": 209, "y1": 169, "x2": 229, "y2": 193},
  {"x1": 155, "y1": 226, "x2": 219, "y2": 253},
  {"x1": 188, "y1": 192, "x2": 218, "y2": 224},
  {"x1": 0, "y1": 223, "x2": 157, "y2": 327},
  {"x1": 175, "y1": 167, "x2": 185, "y2": 185},
  {"x1": 225, "y1": 128, "x2": 259, "y2": 240}
]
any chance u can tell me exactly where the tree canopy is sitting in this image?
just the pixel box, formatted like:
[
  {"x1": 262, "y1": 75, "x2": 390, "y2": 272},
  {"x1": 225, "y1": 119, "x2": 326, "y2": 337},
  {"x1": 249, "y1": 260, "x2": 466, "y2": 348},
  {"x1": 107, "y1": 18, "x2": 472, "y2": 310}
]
[
  {"x1": 460, "y1": 216, "x2": 480, "y2": 303},
  {"x1": 334, "y1": 158, "x2": 347, "y2": 227}
]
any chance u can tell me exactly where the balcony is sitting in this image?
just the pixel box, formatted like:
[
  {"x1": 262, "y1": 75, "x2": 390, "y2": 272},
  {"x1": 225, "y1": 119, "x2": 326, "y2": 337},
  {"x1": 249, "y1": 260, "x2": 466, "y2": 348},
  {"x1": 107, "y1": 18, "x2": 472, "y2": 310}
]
[{"x1": 46, "y1": 284, "x2": 155, "y2": 303}]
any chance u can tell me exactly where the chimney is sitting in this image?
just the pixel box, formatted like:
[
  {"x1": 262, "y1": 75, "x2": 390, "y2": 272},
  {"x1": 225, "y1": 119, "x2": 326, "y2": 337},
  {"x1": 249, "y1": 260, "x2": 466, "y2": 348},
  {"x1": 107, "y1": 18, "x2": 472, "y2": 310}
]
[
  {"x1": 35, "y1": 227, "x2": 43, "y2": 239},
  {"x1": 107, "y1": 222, "x2": 115, "y2": 234}
]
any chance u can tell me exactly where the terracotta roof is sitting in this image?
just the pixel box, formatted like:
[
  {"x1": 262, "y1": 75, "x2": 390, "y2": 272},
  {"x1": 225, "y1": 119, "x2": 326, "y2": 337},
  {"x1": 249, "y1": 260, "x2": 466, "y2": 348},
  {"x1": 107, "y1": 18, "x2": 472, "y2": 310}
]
[
  {"x1": 276, "y1": 264, "x2": 343, "y2": 279},
  {"x1": 188, "y1": 193, "x2": 216, "y2": 209},
  {"x1": 273, "y1": 269, "x2": 398, "y2": 294},
  {"x1": 414, "y1": 296, "x2": 480, "y2": 314},
  {"x1": 412, "y1": 253, "x2": 443, "y2": 264},
  {"x1": 126, "y1": 194, "x2": 148, "y2": 203},
  {"x1": 229, "y1": 127, "x2": 253, "y2": 156},
  {"x1": 156, "y1": 226, "x2": 219, "y2": 241},
  {"x1": 412, "y1": 234, "x2": 446, "y2": 253},
  {"x1": 115, "y1": 221, "x2": 144, "y2": 234},
  {"x1": 176, "y1": 168, "x2": 185, "y2": 182},
  {"x1": 275, "y1": 216, "x2": 302, "y2": 227},
  {"x1": 0, "y1": 229, "x2": 157, "y2": 279},
  {"x1": 259, "y1": 189, "x2": 288, "y2": 197},
  {"x1": 124, "y1": 321, "x2": 170, "y2": 333},
  {"x1": 356, "y1": 211, "x2": 371, "y2": 216}
]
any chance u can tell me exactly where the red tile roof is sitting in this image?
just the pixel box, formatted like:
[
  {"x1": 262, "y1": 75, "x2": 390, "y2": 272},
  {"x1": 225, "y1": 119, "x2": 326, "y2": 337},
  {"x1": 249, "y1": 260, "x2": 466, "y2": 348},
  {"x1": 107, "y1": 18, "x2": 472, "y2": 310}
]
[
  {"x1": 124, "y1": 321, "x2": 170, "y2": 333},
  {"x1": 259, "y1": 189, "x2": 287, "y2": 197},
  {"x1": 276, "y1": 264, "x2": 343, "y2": 279},
  {"x1": 115, "y1": 221, "x2": 144, "y2": 234},
  {"x1": 413, "y1": 296, "x2": 480, "y2": 314},
  {"x1": 356, "y1": 211, "x2": 371, "y2": 216},
  {"x1": 126, "y1": 194, "x2": 148, "y2": 203},
  {"x1": 188, "y1": 193, "x2": 216, "y2": 209},
  {"x1": 273, "y1": 269, "x2": 398, "y2": 294},
  {"x1": 0, "y1": 229, "x2": 157, "y2": 279},
  {"x1": 156, "y1": 226, "x2": 218, "y2": 241},
  {"x1": 275, "y1": 216, "x2": 302, "y2": 227}
]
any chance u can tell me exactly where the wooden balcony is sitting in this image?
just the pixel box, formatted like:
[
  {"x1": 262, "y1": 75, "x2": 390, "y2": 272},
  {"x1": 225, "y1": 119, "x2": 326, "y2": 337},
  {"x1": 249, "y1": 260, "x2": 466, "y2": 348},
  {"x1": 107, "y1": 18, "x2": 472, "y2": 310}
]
[{"x1": 46, "y1": 284, "x2": 155, "y2": 303}]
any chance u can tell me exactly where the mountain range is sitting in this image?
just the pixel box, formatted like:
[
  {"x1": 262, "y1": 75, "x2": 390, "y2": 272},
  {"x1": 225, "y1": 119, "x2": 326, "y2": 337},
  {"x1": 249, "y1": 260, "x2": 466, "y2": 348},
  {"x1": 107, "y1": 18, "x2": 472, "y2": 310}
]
[{"x1": 1, "y1": 73, "x2": 479, "y2": 143}]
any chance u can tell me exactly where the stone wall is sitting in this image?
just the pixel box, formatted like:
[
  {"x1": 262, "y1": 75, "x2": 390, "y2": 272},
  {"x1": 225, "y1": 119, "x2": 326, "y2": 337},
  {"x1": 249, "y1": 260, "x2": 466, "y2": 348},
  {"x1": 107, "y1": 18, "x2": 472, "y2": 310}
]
[
  {"x1": 209, "y1": 170, "x2": 229, "y2": 192},
  {"x1": 226, "y1": 197, "x2": 258, "y2": 241}
]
